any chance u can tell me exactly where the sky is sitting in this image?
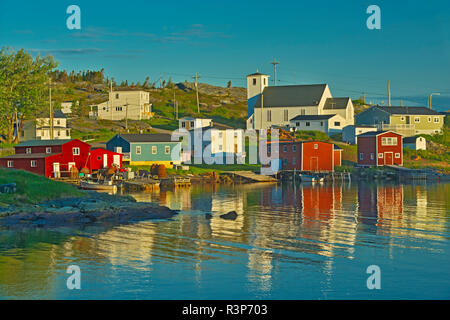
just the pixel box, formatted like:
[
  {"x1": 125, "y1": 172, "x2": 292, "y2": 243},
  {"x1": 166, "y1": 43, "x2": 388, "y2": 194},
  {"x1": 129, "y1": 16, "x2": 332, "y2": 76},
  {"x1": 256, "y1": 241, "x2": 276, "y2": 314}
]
[{"x1": 1, "y1": 0, "x2": 449, "y2": 110}]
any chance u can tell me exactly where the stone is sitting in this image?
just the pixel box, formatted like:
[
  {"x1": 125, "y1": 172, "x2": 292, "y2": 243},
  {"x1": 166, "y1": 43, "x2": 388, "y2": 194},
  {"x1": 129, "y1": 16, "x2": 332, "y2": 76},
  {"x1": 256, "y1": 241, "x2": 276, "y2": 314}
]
[{"x1": 220, "y1": 211, "x2": 238, "y2": 220}]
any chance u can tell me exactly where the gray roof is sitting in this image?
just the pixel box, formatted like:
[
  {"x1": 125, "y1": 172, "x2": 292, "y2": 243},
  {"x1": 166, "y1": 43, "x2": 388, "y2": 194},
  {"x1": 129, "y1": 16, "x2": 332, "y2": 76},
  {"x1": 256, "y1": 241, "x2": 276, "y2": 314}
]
[
  {"x1": 290, "y1": 114, "x2": 335, "y2": 121},
  {"x1": 118, "y1": 134, "x2": 178, "y2": 143},
  {"x1": 373, "y1": 106, "x2": 442, "y2": 115},
  {"x1": 323, "y1": 98, "x2": 351, "y2": 110},
  {"x1": 247, "y1": 72, "x2": 269, "y2": 77},
  {"x1": 15, "y1": 139, "x2": 73, "y2": 147},
  {"x1": 357, "y1": 130, "x2": 402, "y2": 137},
  {"x1": 254, "y1": 84, "x2": 328, "y2": 108},
  {"x1": 37, "y1": 109, "x2": 67, "y2": 119},
  {"x1": 2, "y1": 153, "x2": 59, "y2": 159},
  {"x1": 403, "y1": 136, "x2": 424, "y2": 144}
]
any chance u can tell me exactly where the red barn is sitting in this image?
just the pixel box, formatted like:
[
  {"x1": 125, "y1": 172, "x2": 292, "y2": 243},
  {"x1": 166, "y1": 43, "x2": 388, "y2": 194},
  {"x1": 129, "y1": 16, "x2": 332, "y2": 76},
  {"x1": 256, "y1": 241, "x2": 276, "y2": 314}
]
[
  {"x1": 266, "y1": 140, "x2": 341, "y2": 172},
  {"x1": 357, "y1": 131, "x2": 403, "y2": 166},
  {"x1": 87, "y1": 148, "x2": 122, "y2": 172},
  {"x1": 0, "y1": 139, "x2": 91, "y2": 177}
]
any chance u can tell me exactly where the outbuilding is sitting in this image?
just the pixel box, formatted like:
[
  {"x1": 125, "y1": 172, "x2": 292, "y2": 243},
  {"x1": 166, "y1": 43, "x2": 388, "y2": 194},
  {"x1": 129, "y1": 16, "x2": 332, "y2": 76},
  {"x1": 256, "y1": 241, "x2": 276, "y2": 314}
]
[
  {"x1": 357, "y1": 131, "x2": 403, "y2": 166},
  {"x1": 403, "y1": 136, "x2": 426, "y2": 151},
  {"x1": 87, "y1": 148, "x2": 122, "y2": 172}
]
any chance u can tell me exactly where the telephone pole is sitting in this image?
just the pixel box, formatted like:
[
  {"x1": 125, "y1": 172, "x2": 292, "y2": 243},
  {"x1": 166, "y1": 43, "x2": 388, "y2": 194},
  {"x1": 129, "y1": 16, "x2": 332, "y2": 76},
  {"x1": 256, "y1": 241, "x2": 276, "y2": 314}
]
[
  {"x1": 193, "y1": 72, "x2": 201, "y2": 113},
  {"x1": 160, "y1": 72, "x2": 163, "y2": 88},
  {"x1": 110, "y1": 79, "x2": 113, "y2": 121},
  {"x1": 49, "y1": 78, "x2": 54, "y2": 140},
  {"x1": 388, "y1": 80, "x2": 391, "y2": 107},
  {"x1": 270, "y1": 58, "x2": 279, "y2": 86},
  {"x1": 362, "y1": 92, "x2": 366, "y2": 104},
  {"x1": 124, "y1": 99, "x2": 129, "y2": 131}
]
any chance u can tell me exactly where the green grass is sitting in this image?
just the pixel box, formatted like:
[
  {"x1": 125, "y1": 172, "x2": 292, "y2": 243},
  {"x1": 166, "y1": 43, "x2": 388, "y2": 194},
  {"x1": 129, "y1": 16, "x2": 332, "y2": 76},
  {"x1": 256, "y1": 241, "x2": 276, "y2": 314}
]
[
  {"x1": 126, "y1": 163, "x2": 261, "y2": 176},
  {"x1": 0, "y1": 168, "x2": 85, "y2": 205},
  {"x1": 71, "y1": 128, "x2": 117, "y2": 143},
  {"x1": 295, "y1": 130, "x2": 331, "y2": 141}
]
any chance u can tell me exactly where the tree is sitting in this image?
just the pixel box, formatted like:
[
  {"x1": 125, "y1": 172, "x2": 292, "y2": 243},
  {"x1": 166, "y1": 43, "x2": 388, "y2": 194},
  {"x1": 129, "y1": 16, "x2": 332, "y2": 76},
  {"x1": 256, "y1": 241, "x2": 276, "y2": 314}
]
[
  {"x1": 227, "y1": 80, "x2": 232, "y2": 89},
  {"x1": 0, "y1": 47, "x2": 58, "y2": 143}
]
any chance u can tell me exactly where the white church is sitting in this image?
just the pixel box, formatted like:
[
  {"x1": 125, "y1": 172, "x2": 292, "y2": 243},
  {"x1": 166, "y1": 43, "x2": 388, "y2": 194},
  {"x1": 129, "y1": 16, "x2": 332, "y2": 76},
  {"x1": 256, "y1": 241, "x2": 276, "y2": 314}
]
[{"x1": 246, "y1": 72, "x2": 354, "y2": 132}]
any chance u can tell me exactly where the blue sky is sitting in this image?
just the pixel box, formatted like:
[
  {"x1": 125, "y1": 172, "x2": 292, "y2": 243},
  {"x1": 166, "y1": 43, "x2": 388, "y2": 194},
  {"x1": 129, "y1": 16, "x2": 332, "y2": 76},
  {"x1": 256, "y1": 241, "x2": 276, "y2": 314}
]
[{"x1": 1, "y1": 0, "x2": 449, "y2": 110}]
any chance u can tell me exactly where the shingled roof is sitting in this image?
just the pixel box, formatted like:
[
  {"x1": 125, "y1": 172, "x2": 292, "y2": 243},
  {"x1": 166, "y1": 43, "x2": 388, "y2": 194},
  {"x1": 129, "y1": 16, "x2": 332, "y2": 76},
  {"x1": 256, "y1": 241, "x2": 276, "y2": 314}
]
[
  {"x1": 372, "y1": 106, "x2": 442, "y2": 115},
  {"x1": 323, "y1": 97, "x2": 351, "y2": 110},
  {"x1": 254, "y1": 84, "x2": 328, "y2": 108},
  {"x1": 15, "y1": 139, "x2": 73, "y2": 147},
  {"x1": 118, "y1": 134, "x2": 178, "y2": 143},
  {"x1": 290, "y1": 114, "x2": 336, "y2": 121}
]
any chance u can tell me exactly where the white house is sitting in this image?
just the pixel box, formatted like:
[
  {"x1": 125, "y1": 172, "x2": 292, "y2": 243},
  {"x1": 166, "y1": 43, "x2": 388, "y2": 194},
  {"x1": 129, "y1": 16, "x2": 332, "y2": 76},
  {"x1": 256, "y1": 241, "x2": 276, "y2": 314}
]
[
  {"x1": 179, "y1": 118, "x2": 245, "y2": 163},
  {"x1": 60, "y1": 101, "x2": 77, "y2": 115},
  {"x1": 289, "y1": 114, "x2": 347, "y2": 135},
  {"x1": 93, "y1": 89, "x2": 152, "y2": 121},
  {"x1": 342, "y1": 125, "x2": 378, "y2": 144},
  {"x1": 246, "y1": 72, "x2": 354, "y2": 130},
  {"x1": 19, "y1": 110, "x2": 71, "y2": 141},
  {"x1": 403, "y1": 136, "x2": 426, "y2": 150}
]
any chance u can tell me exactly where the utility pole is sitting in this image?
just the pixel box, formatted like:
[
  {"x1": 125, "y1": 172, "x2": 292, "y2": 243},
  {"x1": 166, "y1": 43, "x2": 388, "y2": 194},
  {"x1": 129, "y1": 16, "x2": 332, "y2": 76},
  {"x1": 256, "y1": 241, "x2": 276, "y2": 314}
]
[
  {"x1": 388, "y1": 80, "x2": 391, "y2": 107},
  {"x1": 110, "y1": 79, "x2": 113, "y2": 121},
  {"x1": 429, "y1": 93, "x2": 440, "y2": 110},
  {"x1": 193, "y1": 72, "x2": 201, "y2": 114},
  {"x1": 124, "y1": 99, "x2": 129, "y2": 131},
  {"x1": 294, "y1": 72, "x2": 296, "y2": 84},
  {"x1": 49, "y1": 78, "x2": 54, "y2": 140},
  {"x1": 362, "y1": 92, "x2": 366, "y2": 104},
  {"x1": 270, "y1": 58, "x2": 279, "y2": 86},
  {"x1": 173, "y1": 90, "x2": 176, "y2": 119},
  {"x1": 160, "y1": 72, "x2": 163, "y2": 88}
]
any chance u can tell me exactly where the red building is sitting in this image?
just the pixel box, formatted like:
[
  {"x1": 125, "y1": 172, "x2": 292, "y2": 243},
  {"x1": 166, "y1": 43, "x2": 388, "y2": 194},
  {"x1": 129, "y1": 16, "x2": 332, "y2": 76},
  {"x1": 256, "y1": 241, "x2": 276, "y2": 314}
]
[
  {"x1": 0, "y1": 139, "x2": 121, "y2": 177},
  {"x1": 357, "y1": 131, "x2": 403, "y2": 166},
  {"x1": 87, "y1": 148, "x2": 122, "y2": 172},
  {"x1": 267, "y1": 140, "x2": 342, "y2": 172}
]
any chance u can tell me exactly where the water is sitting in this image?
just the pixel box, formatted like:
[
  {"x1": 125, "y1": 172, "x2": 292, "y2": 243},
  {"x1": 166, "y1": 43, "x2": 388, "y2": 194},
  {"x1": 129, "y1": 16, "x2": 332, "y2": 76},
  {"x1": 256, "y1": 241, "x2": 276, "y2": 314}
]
[{"x1": 0, "y1": 182, "x2": 449, "y2": 299}]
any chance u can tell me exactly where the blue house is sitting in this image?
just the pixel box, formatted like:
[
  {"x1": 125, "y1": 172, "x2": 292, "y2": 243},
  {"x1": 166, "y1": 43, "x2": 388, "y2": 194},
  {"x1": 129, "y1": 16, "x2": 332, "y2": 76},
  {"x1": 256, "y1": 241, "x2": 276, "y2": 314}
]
[{"x1": 106, "y1": 134, "x2": 181, "y2": 166}]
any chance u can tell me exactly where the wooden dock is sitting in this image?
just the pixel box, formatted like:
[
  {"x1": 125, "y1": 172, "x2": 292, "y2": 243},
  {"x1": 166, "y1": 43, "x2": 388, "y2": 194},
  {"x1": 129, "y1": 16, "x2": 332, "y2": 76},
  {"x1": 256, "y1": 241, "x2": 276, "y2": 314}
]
[
  {"x1": 224, "y1": 171, "x2": 278, "y2": 183},
  {"x1": 122, "y1": 179, "x2": 160, "y2": 192},
  {"x1": 160, "y1": 176, "x2": 191, "y2": 188}
]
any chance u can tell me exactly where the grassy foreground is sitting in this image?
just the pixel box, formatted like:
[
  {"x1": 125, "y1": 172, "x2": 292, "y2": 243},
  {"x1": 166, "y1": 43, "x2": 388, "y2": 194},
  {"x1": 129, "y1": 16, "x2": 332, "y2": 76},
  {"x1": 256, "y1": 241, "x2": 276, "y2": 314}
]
[{"x1": 0, "y1": 169, "x2": 85, "y2": 206}]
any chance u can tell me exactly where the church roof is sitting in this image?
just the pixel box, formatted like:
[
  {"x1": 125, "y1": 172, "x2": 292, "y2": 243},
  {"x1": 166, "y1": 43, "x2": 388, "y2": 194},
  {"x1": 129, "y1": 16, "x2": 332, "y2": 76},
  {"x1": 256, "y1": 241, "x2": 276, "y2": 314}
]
[
  {"x1": 254, "y1": 84, "x2": 328, "y2": 108},
  {"x1": 323, "y1": 97, "x2": 351, "y2": 110},
  {"x1": 247, "y1": 72, "x2": 269, "y2": 77}
]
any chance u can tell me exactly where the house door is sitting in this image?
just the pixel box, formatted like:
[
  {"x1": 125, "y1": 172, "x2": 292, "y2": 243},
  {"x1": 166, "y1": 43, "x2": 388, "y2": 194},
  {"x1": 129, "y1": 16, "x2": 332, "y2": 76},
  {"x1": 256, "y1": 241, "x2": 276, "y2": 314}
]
[
  {"x1": 68, "y1": 162, "x2": 75, "y2": 171},
  {"x1": 310, "y1": 157, "x2": 319, "y2": 172},
  {"x1": 406, "y1": 116, "x2": 410, "y2": 124},
  {"x1": 385, "y1": 152, "x2": 393, "y2": 165},
  {"x1": 53, "y1": 163, "x2": 60, "y2": 178},
  {"x1": 103, "y1": 154, "x2": 108, "y2": 168},
  {"x1": 113, "y1": 155, "x2": 120, "y2": 166}
]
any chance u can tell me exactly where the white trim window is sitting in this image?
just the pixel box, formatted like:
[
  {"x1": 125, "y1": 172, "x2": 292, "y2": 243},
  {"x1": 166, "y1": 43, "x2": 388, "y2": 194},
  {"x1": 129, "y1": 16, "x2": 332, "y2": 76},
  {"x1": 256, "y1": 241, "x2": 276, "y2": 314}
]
[
  {"x1": 46, "y1": 147, "x2": 52, "y2": 154},
  {"x1": 414, "y1": 117, "x2": 420, "y2": 123},
  {"x1": 378, "y1": 153, "x2": 383, "y2": 158},
  {"x1": 151, "y1": 146, "x2": 157, "y2": 154},
  {"x1": 395, "y1": 153, "x2": 401, "y2": 158},
  {"x1": 26, "y1": 148, "x2": 31, "y2": 154},
  {"x1": 30, "y1": 160, "x2": 37, "y2": 167},
  {"x1": 136, "y1": 146, "x2": 142, "y2": 155},
  {"x1": 314, "y1": 144, "x2": 318, "y2": 149},
  {"x1": 359, "y1": 153, "x2": 364, "y2": 160},
  {"x1": 370, "y1": 153, "x2": 374, "y2": 160},
  {"x1": 434, "y1": 117, "x2": 440, "y2": 123},
  {"x1": 7, "y1": 160, "x2": 13, "y2": 168},
  {"x1": 165, "y1": 146, "x2": 170, "y2": 154},
  {"x1": 72, "y1": 147, "x2": 80, "y2": 155}
]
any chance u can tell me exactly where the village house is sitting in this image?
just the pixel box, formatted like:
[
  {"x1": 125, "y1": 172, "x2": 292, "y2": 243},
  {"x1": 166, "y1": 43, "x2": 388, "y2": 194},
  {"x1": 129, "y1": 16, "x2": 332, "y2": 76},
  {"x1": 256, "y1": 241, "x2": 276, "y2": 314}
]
[
  {"x1": 342, "y1": 125, "x2": 378, "y2": 144},
  {"x1": 177, "y1": 117, "x2": 245, "y2": 163},
  {"x1": 18, "y1": 110, "x2": 71, "y2": 141},
  {"x1": 246, "y1": 72, "x2": 354, "y2": 130},
  {"x1": 264, "y1": 140, "x2": 342, "y2": 173},
  {"x1": 0, "y1": 139, "x2": 122, "y2": 177},
  {"x1": 91, "y1": 89, "x2": 152, "y2": 121},
  {"x1": 106, "y1": 133, "x2": 181, "y2": 166},
  {"x1": 357, "y1": 131, "x2": 403, "y2": 167},
  {"x1": 289, "y1": 114, "x2": 347, "y2": 135},
  {"x1": 403, "y1": 136, "x2": 426, "y2": 151},
  {"x1": 355, "y1": 106, "x2": 445, "y2": 136},
  {"x1": 60, "y1": 101, "x2": 77, "y2": 115}
]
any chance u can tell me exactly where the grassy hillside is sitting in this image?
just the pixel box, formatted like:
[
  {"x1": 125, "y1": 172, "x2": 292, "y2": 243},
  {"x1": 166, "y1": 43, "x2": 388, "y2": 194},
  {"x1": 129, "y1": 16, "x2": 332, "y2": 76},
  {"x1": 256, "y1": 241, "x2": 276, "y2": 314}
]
[{"x1": 0, "y1": 169, "x2": 85, "y2": 205}]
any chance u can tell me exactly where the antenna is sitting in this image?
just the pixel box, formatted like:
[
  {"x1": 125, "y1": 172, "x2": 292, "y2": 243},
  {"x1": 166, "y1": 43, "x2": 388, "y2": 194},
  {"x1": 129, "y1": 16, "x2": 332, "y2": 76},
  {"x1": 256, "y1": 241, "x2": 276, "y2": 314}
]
[{"x1": 270, "y1": 58, "x2": 279, "y2": 86}]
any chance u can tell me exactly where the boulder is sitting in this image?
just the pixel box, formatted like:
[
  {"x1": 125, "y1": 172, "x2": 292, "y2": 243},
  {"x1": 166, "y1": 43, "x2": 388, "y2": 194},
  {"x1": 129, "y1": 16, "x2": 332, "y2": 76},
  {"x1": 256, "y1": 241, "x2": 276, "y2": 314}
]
[{"x1": 220, "y1": 211, "x2": 238, "y2": 220}]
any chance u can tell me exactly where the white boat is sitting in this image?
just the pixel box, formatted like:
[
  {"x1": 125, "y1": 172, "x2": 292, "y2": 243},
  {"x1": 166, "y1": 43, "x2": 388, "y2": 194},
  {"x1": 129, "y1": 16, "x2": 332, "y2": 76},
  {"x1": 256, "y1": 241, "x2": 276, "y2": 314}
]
[
  {"x1": 299, "y1": 174, "x2": 324, "y2": 183},
  {"x1": 80, "y1": 180, "x2": 118, "y2": 192}
]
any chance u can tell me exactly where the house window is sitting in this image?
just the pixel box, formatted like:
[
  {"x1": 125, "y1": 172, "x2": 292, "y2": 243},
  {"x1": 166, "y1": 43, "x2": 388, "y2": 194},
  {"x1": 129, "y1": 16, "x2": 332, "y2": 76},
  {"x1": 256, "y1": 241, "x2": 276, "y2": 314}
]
[
  {"x1": 7, "y1": 161, "x2": 13, "y2": 168},
  {"x1": 219, "y1": 145, "x2": 223, "y2": 151},
  {"x1": 401, "y1": 116, "x2": 405, "y2": 121},
  {"x1": 267, "y1": 110, "x2": 271, "y2": 122},
  {"x1": 306, "y1": 122, "x2": 311, "y2": 127},
  {"x1": 66, "y1": 130, "x2": 70, "y2": 136},
  {"x1": 320, "y1": 121, "x2": 324, "y2": 126},
  {"x1": 334, "y1": 121, "x2": 341, "y2": 126},
  {"x1": 46, "y1": 147, "x2": 52, "y2": 154},
  {"x1": 378, "y1": 153, "x2": 383, "y2": 158},
  {"x1": 73, "y1": 147, "x2": 80, "y2": 155},
  {"x1": 292, "y1": 158, "x2": 296, "y2": 165},
  {"x1": 414, "y1": 117, "x2": 420, "y2": 123},
  {"x1": 253, "y1": 78, "x2": 256, "y2": 85},
  {"x1": 264, "y1": 78, "x2": 266, "y2": 85},
  {"x1": 301, "y1": 109, "x2": 305, "y2": 115},
  {"x1": 428, "y1": 117, "x2": 432, "y2": 122},
  {"x1": 314, "y1": 144, "x2": 318, "y2": 149},
  {"x1": 283, "y1": 146, "x2": 287, "y2": 153},
  {"x1": 370, "y1": 153, "x2": 374, "y2": 160},
  {"x1": 359, "y1": 153, "x2": 364, "y2": 160},
  {"x1": 26, "y1": 148, "x2": 31, "y2": 154},
  {"x1": 56, "y1": 120, "x2": 60, "y2": 125},
  {"x1": 434, "y1": 117, "x2": 440, "y2": 123},
  {"x1": 283, "y1": 158, "x2": 287, "y2": 165},
  {"x1": 296, "y1": 122, "x2": 300, "y2": 127},
  {"x1": 136, "y1": 146, "x2": 142, "y2": 155},
  {"x1": 382, "y1": 137, "x2": 397, "y2": 146},
  {"x1": 165, "y1": 146, "x2": 170, "y2": 154},
  {"x1": 115, "y1": 107, "x2": 123, "y2": 111},
  {"x1": 292, "y1": 145, "x2": 296, "y2": 152},
  {"x1": 30, "y1": 160, "x2": 37, "y2": 168},
  {"x1": 190, "y1": 121, "x2": 194, "y2": 127},
  {"x1": 392, "y1": 137, "x2": 397, "y2": 145},
  {"x1": 151, "y1": 146, "x2": 156, "y2": 154},
  {"x1": 181, "y1": 122, "x2": 186, "y2": 128},
  {"x1": 97, "y1": 156, "x2": 101, "y2": 160},
  {"x1": 116, "y1": 93, "x2": 119, "y2": 99},
  {"x1": 57, "y1": 130, "x2": 61, "y2": 137},
  {"x1": 267, "y1": 145, "x2": 271, "y2": 153},
  {"x1": 395, "y1": 153, "x2": 401, "y2": 158}
]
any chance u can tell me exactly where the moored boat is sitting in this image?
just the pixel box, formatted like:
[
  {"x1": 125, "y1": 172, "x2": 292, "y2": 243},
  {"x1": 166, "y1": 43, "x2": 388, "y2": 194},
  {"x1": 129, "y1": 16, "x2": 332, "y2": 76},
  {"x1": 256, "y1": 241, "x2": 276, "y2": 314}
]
[
  {"x1": 80, "y1": 180, "x2": 118, "y2": 192},
  {"x1": 299, "y1": 174, "x2": 324, "y2": 183}
]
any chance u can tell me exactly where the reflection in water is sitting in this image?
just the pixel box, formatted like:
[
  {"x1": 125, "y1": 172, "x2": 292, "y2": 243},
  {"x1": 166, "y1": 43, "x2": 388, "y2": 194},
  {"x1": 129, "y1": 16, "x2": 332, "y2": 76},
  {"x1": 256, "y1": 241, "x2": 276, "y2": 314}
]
[{"x1": 0, "y1": 182, "x2": 449, "y2": 299}]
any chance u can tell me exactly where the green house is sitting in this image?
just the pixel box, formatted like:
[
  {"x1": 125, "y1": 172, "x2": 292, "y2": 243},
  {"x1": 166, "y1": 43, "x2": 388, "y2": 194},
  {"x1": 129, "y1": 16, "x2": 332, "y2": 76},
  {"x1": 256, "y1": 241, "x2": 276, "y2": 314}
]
[{"x1": 106, "y1": 134, "x2": 181, "y2": 166}]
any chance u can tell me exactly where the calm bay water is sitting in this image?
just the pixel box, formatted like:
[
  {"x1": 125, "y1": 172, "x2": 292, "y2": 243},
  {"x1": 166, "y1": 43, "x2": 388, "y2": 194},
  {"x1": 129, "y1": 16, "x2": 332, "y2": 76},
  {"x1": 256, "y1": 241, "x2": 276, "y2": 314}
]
[{"x1": 0, "y1": 181, "x2": 449, "y2": 299}]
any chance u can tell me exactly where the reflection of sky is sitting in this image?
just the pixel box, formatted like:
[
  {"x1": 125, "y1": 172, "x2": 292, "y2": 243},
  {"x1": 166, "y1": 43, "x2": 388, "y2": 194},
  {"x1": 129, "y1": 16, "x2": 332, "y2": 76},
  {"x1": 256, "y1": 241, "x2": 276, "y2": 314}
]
[{"x1": 0, "y1": 182, "x2": 449, "y2": 299}]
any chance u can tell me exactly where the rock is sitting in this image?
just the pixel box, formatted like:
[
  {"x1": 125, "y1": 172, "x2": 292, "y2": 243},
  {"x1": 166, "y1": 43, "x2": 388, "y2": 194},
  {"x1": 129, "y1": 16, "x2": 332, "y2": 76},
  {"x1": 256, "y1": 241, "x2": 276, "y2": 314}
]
[{"x1": 220, "y1": 211, "x2": 238, "y2": 220}]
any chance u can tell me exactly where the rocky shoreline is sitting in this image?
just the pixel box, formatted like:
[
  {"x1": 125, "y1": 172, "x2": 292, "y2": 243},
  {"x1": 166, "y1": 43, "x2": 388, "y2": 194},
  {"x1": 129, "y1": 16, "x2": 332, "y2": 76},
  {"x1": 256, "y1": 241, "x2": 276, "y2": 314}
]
[{"x1": 0, "y1": 191, "x2": 179, "y2": 228}]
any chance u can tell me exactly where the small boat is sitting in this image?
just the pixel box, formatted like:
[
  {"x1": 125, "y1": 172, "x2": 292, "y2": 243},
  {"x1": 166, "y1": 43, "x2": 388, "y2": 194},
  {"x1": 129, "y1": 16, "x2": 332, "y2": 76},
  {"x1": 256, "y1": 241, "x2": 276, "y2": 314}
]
[
  {"x1": 80, "y1": 180, "x2": 117, "y2": 192},
  {"x1": 299, "y1": 174, "x2": 324, "y2": 183}
]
